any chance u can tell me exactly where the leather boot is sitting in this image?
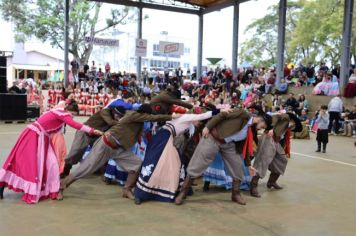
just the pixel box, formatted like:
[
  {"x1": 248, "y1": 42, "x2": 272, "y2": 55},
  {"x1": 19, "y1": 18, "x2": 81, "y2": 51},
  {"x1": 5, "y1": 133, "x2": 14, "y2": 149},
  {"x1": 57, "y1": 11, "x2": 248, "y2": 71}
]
[
  {"x1": 231, "y1": 180, "x2": 246, "y2": 205},
  {"x1": 203, "y1": 181, "x2": 210, "y2": 192},
  {"x1": 0, "y1": 186, "x2": 4, "y2": 199},
  {"x1": 267, "y1": 173, "x2": 283, "y2": 190},
  {"x1": 57, "y1": 174, "x2": 76, "y2": 200},
  {"x1": 250, "y1": 175, "x2": 261, "y2": 198},
  {"x1": 122, "y1": 171, "x2": 139, "y2": 200},
  {"x1": 61, "y1": 163, "x2": 72, "y2": 179},
  {"x1": 175, "y1": 176, "x2": 194, "y2": 205}
]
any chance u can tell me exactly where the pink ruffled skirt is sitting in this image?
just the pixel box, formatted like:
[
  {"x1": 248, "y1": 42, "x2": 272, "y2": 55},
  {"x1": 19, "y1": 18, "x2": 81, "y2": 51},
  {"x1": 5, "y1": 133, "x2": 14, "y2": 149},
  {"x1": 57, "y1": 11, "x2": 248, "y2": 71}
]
[{"x1": 0, "y1": 123, "x2": 60, "y2": 204}]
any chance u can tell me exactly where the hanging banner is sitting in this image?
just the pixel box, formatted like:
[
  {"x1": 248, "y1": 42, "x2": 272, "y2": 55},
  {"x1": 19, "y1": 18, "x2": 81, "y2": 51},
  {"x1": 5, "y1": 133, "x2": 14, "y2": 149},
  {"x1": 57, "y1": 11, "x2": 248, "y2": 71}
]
[
  {"x1": 159, "y1": 41, "x2": 184, "y2": 56},
  {"x1": 84, "y1": 36, "x2": 119, "y2": 47},
  {"x1": 135, "y1": 39, "x2": 147, "y2": 57}
]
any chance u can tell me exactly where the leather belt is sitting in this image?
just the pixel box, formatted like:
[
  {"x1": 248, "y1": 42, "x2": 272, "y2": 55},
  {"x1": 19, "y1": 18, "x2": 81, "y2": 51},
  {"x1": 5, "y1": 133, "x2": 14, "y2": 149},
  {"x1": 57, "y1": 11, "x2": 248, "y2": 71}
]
[
  {"x1": 210, "y1": 128, "x2": 226, "y2": 144},
  {"x1": 103, "y1": 133, "x2": 121, "y2": 149}
]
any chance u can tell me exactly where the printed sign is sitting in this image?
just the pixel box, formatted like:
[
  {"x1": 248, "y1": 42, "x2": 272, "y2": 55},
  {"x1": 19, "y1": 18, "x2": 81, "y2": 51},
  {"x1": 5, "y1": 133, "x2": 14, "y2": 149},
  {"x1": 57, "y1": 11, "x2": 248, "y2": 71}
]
[
  {"x1": 135, "y1": 39, "x2": 147, "y2": 57},
  {"x1": 159, "y1": 41, "x2": 184, "y2": 56},
  {"x1": 84, "y1": 36, "x2": 119, "y2": 47}
]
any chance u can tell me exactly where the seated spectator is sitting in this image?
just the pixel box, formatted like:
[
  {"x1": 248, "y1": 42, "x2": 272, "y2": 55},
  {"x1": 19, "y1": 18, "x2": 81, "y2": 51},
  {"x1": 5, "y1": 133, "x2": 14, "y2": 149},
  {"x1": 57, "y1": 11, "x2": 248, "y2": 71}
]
[
  {"x1": 312, "y1": 73, "x2": 333, "y2": 96},
  {"x1": 344, "y1": 68, "x2": 356, "y2": 98},
  {"x1": 328, "y1": 75, "x2": 340, "y2": 96},
  {"x1": 294, "y1": 109, "x2": 310, "y2": 139},
  {"x1": 284, "y1": 93, "x2": 299, "y2": 111},
  {"x1": 296, "y1": 94, "x2": 309, "y2": 115},
  {"x1": 305, "y1": 62, "x2": 315, "y2": 86},
  {"x1": 274, "y1": 79, "x2": 288, "y2": 94},
  {"x1": 265, "y1": 74, "x2": 275, "y2": 94},
  {"x1": 342, "y1": 106, "x2": 356, "y2": 137}
]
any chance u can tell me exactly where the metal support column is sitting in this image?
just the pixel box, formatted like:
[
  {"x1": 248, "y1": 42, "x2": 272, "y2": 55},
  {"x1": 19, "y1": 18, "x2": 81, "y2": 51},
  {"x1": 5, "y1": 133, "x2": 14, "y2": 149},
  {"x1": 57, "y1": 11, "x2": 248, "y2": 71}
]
[
  {"x1": 232, "y1": 1, "x2": 239, "y2": 77},
  {"x1": 197, "y1": 12, "x2": 204, "y2": 80},
  {"x1": 340, "y1": 0, "x2": 354, "y2": 92},
  {"x1": 136, "y1": 5, "x2": 143, "y2": 82},
  {"x1": 276, "y1": 0, "x2": 287, "y2": 85},
  {"x1": 64, "y1": 0, "x2": 69, "y2": 88}
]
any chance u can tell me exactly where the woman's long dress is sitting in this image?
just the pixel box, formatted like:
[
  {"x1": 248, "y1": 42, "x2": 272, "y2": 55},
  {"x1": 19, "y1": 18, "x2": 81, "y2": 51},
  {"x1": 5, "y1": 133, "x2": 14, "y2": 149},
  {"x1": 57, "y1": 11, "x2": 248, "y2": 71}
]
[
  {"x1": 0, "y1": 108, "x2": 93, "y2": 204},
  {"x1": 203, "y1": 153, "x2": 251, "y2": 190},
  {"x1": 134, "y1": 112, "x2": 213, "y2": 203}
]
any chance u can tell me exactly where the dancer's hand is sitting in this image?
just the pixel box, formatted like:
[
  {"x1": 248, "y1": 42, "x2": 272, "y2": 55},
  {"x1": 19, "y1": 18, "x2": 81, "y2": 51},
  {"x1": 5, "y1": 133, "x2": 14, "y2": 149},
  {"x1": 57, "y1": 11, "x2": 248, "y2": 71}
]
[
  {"x1": 93, "y1": 130, "x2": 104, "y2": 136},
  {"x1": 172, "y1": 113, "x2": 182, "y2": 119},
  {"x1": 249, "y1": 166, "x2": 257, "y2": 176},
  {"x1": 267, "y1": 130, "x2": 274, "y2": 137},
  {"x1": 202, "y1": 127, "x2": 210, "y2": 138}
]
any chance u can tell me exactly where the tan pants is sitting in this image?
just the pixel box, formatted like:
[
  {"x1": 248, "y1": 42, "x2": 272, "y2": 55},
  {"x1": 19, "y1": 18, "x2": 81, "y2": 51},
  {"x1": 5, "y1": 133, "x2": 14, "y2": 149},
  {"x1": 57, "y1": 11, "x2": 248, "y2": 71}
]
[
  {"x1": 187, "y1": 136, "x2": 244, "y2": 181},
  {"x1": 253, "y1": 135, "x2": 288, "y2": 179},
  {"x1": 72, "y1": 137, "x2": 142, "y2": 180},
  {"x1": 65, "y1": 131, "x2": 98, "y2": 166}
]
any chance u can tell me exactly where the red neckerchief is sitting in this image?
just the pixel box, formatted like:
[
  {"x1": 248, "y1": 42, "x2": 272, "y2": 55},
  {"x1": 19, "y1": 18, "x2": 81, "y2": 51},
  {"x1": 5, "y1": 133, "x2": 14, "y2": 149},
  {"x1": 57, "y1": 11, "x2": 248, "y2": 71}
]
[
  {"x1": 242, "y1": 126, "x2": 254, "y2": 160},
  {"x1": 284, "y1": 128, "x2": 291, "y2": 158}
]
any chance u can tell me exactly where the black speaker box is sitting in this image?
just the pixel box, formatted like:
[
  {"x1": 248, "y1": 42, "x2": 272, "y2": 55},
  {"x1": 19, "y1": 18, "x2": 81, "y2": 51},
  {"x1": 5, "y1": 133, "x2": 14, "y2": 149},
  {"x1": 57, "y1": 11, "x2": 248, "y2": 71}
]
[
  {"x1": 0, "y1": 56, "x2": 5, "y2": 67},
  {"x1": 0, "y1": 93, "x2": 27, "y2": 121},
  {"x1": 27, "y1": 105, "x2": 40, "y2": 119}
]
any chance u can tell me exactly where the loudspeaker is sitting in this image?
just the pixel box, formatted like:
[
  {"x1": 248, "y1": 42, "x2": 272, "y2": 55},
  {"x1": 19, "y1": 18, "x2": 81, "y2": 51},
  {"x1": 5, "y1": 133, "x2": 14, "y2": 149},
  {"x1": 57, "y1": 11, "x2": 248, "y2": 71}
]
[
  {"x1": 0, "y1": 56, "x2": 6, "y2": 93},
  {"x1": 0, "y1": 93, "x2": 27, "y2": 121}
]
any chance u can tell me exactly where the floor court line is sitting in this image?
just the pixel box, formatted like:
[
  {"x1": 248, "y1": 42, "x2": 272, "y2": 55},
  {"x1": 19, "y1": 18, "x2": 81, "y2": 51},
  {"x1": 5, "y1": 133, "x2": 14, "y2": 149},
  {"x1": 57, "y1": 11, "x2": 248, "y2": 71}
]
[{"x1": 291, "y1": 151, "x2": 356, "y2": 167}]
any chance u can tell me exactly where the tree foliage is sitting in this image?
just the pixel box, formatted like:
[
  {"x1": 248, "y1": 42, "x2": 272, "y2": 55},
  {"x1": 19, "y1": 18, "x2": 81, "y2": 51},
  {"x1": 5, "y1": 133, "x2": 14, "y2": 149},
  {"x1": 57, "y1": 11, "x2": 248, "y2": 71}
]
[
  {"x1": 240, "y1": 0, "x2": 356, "y2": 67},
  {"x1": 0, "y1": 0, "x2": 138, "y2": 65}
]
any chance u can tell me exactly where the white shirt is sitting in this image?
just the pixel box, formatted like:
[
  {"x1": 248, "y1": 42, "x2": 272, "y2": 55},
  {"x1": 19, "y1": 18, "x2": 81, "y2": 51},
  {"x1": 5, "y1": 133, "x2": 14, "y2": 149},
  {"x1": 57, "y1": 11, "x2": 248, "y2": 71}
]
[
  {"x1": 165, "y1": 111, "x2": 213, "y2": 136},
  {"x1": 328, "y1": 97, "x2": 343, "y2": 112}
]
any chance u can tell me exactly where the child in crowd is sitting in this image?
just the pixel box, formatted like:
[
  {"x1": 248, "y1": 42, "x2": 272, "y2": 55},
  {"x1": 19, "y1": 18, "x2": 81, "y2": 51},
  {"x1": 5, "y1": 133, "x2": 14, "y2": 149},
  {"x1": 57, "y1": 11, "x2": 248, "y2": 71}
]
[{"x1": 315, "y1": 105, "x2": 330, "y2": 153}]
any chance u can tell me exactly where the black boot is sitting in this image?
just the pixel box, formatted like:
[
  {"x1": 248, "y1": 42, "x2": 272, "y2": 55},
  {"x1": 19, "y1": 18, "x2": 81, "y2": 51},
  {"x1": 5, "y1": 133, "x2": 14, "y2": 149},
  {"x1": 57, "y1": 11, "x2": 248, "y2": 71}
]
[
  {"x1": 231, "y1": 180, "x2": 246, "y2": 205},
  {"x1": 267, "y1": 173, "x2": 283, "y2": 190},
  {"x1": 203, "y1": 181, "x2": 210, "y2": 192},
  {"x1": 61, "y1": 163, "x2": 72, "y2": 179},
  {"x1": 315, "y1": 142, "x2": 321, "y2": 152},
  {"x1": 0, "y1": 186, "x2": 4, "y2": 199},
  {"x1": 175, "y1": 176, "x2": 194, "y2": 205},
  {"x1": 134, "y1": 197, "x2": 142, "y2": 205},
  {"x1": 322, "y1": 143, "x2": 327, "y2": 153},
  {"x1": 250, "y1": 175, "x2": 261, "y2": 198}
]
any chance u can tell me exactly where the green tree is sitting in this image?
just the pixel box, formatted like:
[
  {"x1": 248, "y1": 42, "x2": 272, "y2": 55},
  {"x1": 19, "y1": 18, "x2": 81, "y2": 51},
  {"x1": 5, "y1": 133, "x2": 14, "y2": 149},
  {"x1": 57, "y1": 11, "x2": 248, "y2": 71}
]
[
  {"x1": 240, "y1": 0, "x2": 356, "y2": 66},
  {"x1": 0, "y1": 0, "x2": 138, "y2": 65},
  {"x1": 240, "y1": 1, "x2": 302, "y2": 67}
]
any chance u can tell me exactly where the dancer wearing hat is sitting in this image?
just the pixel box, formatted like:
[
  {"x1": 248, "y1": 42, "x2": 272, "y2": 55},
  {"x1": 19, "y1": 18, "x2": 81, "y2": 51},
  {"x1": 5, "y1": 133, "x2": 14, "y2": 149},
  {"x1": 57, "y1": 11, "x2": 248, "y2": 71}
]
[
  {"x1": 175, "y1": 109, "x2": 271, "y2": 205},
  {"x1": 59, "y1": 104, "x2": 181, "y2": 200},
  {"x1": 62, "y1": 106, "x2": 128, "y2": 177},
  {"x1": 250, "y1": 112, "x2": 302, "y2": 198}
]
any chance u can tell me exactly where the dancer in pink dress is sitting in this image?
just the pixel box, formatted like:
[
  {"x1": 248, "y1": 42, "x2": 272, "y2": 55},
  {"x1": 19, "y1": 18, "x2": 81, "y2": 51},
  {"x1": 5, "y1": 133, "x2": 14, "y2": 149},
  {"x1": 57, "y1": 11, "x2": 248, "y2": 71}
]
[{"x1": 0, "y1": 99, "x2": 102, "y2": 204}]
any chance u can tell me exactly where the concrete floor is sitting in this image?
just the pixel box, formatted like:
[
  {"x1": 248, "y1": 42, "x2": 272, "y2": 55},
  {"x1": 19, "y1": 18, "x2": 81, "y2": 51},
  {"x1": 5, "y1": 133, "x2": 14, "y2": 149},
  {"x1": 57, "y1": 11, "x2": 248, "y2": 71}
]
[{"x1": 0, "y1": 120, "x2": 355, "y2": 236}]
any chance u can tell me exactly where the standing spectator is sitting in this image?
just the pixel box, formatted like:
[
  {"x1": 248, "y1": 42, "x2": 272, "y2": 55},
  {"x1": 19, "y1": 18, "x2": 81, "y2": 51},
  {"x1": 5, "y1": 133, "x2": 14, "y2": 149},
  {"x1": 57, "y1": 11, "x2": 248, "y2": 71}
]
[
  {"x1": 328, "y1": 95, "x2": 343, "y2": 134},
  {"x1": 90, "y1": 61, "x2": 97, "y2": 75},
  {"x1": 83, "y1": 62, "x2": 90, "y2": 74},
  {"x1": 284, "y1": 93, "x2": 299, "y2": 111},
  {"x1": 70, "y1": 58, "x2": 80, "y2": 85},
  {"x1": 315, "y1": 105, "x2": 330, "y2": 153},
  {"x1": 142, "y1": 67, "x2": 149, "y2": 85},
  {"x1": 105, "y1": 63, "x2": 111, "y2": 74}
]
